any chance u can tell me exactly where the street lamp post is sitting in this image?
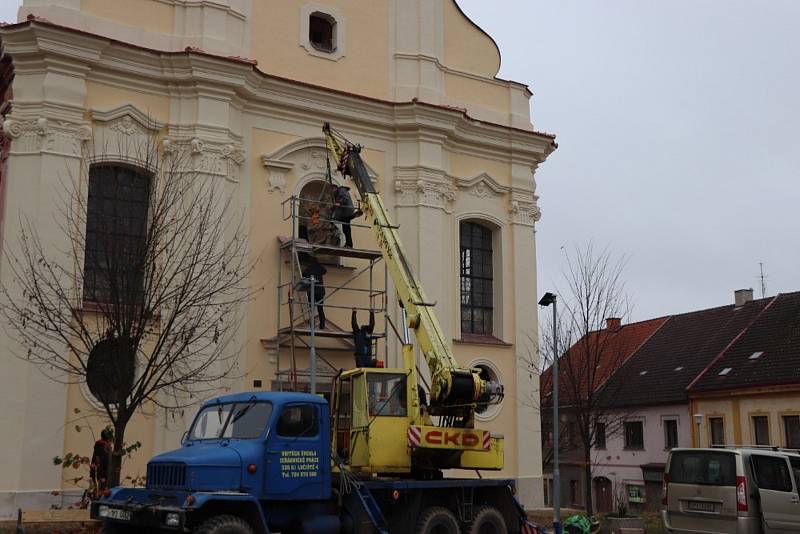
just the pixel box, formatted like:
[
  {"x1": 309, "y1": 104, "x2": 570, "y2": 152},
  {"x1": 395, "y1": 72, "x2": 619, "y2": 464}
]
[{"x1": 539, "y1": 292, "x2": 561, "y2": 534}]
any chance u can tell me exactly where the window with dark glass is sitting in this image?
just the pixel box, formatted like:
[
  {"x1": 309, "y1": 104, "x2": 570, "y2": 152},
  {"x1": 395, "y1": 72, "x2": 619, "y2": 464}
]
[
  {"x1": 277, "y1": 403, "x2": 319, "y2": 438},
  {"x1": 624, "y1": 421, "x2": 644, "y2": 449},
  {"x1": 709, "y1": 417, "x2": 725, "y2": 446},
  {"x1": 460, "y1": 221, "x2": 493, "y2": 335},
  {"x1": 595, "y1": 422, "x2": 606, "y2": 449},
  {"x1": 309, "y1": 12, "x2": 335, "y2": 52},
  {"x1": 752, "y1": 455, "x2": 793, "y2": 492},
  {"x1": 83, "y1": 164, "x2": 150, "y2": 304},
  {"x1": 664, "y1": 419, "x2": 678, "y2": 449},
  {"x1": 784, "y1": 415, "x2": 800, "y2": 449},
  {"x1": 752, "y1": 416, "x2": 770, "y2": 446}
]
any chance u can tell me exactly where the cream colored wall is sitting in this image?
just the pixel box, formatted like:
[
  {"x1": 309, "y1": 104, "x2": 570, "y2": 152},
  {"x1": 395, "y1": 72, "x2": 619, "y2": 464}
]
[
  {"x1": 691, "y1": 390, "x2": 800, "y2": 447},
  {"x1": 81, "y1": 0, "x2": 175, "y2": 35},
  {"x1": 443, "y1": 0, "x2": 500, "y2": 78},
  {"x1": 250, "y1": 0, "x2": 391, "y2": 101}
]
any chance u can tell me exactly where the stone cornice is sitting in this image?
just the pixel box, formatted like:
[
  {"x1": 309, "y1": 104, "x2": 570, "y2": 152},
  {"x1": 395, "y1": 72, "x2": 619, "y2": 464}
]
[{"x1": 0, "y1": 20, "x2": 557, "y2": 166}]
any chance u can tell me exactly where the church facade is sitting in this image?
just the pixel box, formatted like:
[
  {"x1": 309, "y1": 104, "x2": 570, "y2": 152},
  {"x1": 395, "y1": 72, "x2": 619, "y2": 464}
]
[{"x1": 0, "y1": 0, "x2": 556, "y2": 515}]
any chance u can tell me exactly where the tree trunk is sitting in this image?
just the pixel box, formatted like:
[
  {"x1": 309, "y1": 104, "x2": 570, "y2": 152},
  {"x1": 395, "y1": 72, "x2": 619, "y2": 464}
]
[
  {"x1": 583, "y1": 449, "x2": 594, "y2": 516},
  {"x1": 110, "y1": 419, "x2": 127, "y2": 488}
]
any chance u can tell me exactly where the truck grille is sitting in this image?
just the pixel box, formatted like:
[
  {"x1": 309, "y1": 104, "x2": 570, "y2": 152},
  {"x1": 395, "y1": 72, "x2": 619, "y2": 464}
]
[{"x1": 147, "y1": 462, "x2": 186, "y2": 489}]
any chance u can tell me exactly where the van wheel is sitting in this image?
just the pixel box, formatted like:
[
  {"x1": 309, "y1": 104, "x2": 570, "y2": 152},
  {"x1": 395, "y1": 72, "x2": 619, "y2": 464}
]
[
  {"x1": 194, "y1": 515, "x2": 254, "y2": 534},
  {"x1": 467, "y1": 506, "x2": 507, "y2": 534},
  {"x1": 415, "y1": 506, "x2": 460, "y2": 534}
]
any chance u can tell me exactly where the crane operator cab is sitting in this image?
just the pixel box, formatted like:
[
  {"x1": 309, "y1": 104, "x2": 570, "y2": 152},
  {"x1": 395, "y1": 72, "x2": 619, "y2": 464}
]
[{"x1": 331, "y1": 347, "x2": 504, "y2": 476}]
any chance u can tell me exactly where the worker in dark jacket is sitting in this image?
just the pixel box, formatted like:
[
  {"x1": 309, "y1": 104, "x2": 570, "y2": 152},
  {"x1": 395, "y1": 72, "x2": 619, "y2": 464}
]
[
  {"x1": 301, "y1": 256, "x2": 327, "y2": 330},
  {"x1": 352, "y1": 308, "x2": 375, "y2": 367},
  {"x1": 332, "y1": 185, "x2": 357, "y2": 248},
  {"x1": 90, "y1": 427, "x2": 113, "y2": 494}
]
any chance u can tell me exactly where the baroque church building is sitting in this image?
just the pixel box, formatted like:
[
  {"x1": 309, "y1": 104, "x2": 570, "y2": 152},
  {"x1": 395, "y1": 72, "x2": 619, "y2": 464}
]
[{"x1": 0, "y1": 0, "x2": 555, "y2": 515}]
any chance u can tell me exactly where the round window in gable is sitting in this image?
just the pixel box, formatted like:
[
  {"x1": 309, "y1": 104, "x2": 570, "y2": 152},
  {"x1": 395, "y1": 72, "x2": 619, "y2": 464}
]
[
  {"x1": 472, "y1": 360, "x2": 504, "y2": 421},
  {"x1": 309, "y1": 12, "x2": 336, "y2": 52}
]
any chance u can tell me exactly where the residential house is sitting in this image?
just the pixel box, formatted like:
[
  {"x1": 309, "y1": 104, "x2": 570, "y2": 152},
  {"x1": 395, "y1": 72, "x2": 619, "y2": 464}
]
[
  {"x1": 541, "y1": 316, "x2": 667, "y2": 511},
  {"x1": 0, "y1": 0, "x2": 556, "y2": 515},
  {"x1": 593, "y1": 289, "x2": 773, "y2": 513},
  {"x1": 688, "y1": 291, "x2": 800, "y2": 450}
]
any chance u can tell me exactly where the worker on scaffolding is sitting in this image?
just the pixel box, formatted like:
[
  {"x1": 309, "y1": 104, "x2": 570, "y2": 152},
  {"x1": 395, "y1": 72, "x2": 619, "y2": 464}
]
[
  {"x1": 300, "y1": 254, "x2": 327, "y2": 330},
  {"x1": 332, "y1": 184, "x2": 360, "y2": 248},
  {"x1": 352, "y1": 308, "x2": 376, "y2": 367}
]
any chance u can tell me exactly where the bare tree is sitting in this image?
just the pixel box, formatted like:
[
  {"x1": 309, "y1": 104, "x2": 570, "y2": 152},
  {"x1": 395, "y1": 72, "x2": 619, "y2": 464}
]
[
  {"x1": 539, "y1": 243, "x2": 636, "y2": 515},
  {"x1": 0, "y1": 128, "x2": 255, "y2": 486}
]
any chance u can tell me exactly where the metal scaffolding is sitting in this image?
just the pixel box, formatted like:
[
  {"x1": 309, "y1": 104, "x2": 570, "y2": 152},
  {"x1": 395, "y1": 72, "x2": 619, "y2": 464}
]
[{"x1": 274, "y1": 194, "x2": 388, "y2": 393}]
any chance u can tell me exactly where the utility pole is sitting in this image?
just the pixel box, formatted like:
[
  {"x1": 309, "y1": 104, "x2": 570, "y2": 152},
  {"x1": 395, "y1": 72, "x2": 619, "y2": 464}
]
[
  {"x1": 759, "y1": 262, "x2": 767, "y2": 299},
  {"x1": 308, "y1": 276, "x2": 317, "y2": 395},
  {"x1": 539, "y1": 292, "x2": 561, "y2": 534}
]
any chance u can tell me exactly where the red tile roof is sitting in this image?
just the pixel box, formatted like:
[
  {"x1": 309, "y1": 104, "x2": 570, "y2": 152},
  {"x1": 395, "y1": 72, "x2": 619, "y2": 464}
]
[{"x1": 541, "y1": 317, "x2": 668, "y2": 406}]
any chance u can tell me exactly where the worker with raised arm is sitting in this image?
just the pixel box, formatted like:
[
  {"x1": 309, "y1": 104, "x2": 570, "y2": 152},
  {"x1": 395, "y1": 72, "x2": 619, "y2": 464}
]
[{"x1": 352, "y1": 308, "x2": 375, "y2": 367}]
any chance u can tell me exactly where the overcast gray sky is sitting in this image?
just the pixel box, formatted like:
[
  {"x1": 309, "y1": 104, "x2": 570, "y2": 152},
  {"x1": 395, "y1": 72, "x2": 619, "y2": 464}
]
[
  {"x1": 2, "y1": 1, "x2": 798, "y2": 320},
  {"x1": 458, "y1": 0, "x2": 800, "y2": 320}
]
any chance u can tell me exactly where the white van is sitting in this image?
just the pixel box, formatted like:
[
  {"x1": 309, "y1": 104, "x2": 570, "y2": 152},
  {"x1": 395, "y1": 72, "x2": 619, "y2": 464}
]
[{"x1": 662, "y1": 447, "x2": 800, "y2": 534}]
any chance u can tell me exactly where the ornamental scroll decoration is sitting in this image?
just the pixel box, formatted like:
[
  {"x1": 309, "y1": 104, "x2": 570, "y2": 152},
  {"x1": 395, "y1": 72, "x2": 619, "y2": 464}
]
[
  {"x1": 2, "y1": 117, "x2": 92, "y2": 157},
  {"x1": 162, "y1": 137, "x2": 246, "y2": 183},
  {"x1": 508, "y1": 195, "x2": 542, "y2": 226}
]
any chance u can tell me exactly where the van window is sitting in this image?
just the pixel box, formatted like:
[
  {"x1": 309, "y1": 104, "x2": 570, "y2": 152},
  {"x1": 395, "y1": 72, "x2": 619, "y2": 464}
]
[
  {"x1": 752, "y1": 455, "x2": 793, "y2": 492},
  {"x1": 669, "y1": 451, "x2": 736, "y2": 486}
]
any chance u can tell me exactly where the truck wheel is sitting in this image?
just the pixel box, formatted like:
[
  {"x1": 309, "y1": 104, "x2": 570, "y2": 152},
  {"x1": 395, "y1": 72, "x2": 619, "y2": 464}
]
[
  {"x1": 467, "y1": 506, "x2": 506, "y2": 534},
  {"x1": 415, "y1": 506, "x2": 459, "y2": 534},
  {"x1": 194, "y1": 515, "x2": 254, "y2": 534}
]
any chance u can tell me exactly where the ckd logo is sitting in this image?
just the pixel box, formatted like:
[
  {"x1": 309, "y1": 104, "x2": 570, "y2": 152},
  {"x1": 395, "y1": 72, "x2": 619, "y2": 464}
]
[{"x1": 424, "y1": 430, "x2": 480, "y2": 448}]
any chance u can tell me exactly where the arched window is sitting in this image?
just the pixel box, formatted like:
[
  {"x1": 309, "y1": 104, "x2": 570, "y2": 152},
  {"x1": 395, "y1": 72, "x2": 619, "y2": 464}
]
[
  {"x1": 83, "y1": 164, "x2": 151, "y2": 304},
  {"x1": 460, "y1": 221, "x2": 494, "y2": 335},
  {"x1": 309, "y1": 12, "x2": 336, "y2": 52}
]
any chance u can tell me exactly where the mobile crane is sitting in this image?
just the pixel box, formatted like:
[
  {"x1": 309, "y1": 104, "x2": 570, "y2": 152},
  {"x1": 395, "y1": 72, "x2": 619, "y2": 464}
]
[{"x1": 91, "y1": 124, "x2": 542, "y2": 534}]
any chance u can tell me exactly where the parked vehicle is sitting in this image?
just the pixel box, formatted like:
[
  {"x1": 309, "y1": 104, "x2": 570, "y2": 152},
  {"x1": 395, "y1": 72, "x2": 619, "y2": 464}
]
[{"x1": 662, "y1": 446, "x2": 800, "y2": 534}]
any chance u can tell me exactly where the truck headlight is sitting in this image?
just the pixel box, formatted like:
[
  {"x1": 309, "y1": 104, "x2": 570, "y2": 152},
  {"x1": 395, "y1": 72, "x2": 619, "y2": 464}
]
[
  {"x1": 165, "y1": 512, "x2": 180, "y2": 527},
  {"x1": 98, "y1": 505, "x2": 110, "y2": 518}
]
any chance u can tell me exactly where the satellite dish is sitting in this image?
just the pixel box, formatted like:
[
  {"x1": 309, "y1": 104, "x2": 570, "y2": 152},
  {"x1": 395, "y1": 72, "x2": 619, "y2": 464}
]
[{"x1": 86, "y1": 336, "x2": 136, "y2": 405}]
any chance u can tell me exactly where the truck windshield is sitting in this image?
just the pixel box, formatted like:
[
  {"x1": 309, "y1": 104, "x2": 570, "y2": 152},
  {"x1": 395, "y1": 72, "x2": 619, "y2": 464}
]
[{"x1": 189, "y1": 402, "x2": 273, "y2": 440}]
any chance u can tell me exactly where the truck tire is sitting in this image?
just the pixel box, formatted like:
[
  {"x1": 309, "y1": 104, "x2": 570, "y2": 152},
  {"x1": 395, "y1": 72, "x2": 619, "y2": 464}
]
[
  {"x1": 466, "y1": 506, "x2": 506, "y2": 534},
  {"x1": 194, "y1": 515, "x2": 254, "y2": 534},
  {"x1": 415, "y1": 506, "x2": 459, "y2": 534}
]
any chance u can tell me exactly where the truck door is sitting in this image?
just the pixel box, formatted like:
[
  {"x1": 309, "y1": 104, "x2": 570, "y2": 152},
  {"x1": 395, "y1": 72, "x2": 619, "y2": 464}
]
[
  {"x1": 265, "y1": 402, "x2": 329, "y2": 500},
  {"x1": 751, "y1": 454, "x2": 800, "y2": 533}
]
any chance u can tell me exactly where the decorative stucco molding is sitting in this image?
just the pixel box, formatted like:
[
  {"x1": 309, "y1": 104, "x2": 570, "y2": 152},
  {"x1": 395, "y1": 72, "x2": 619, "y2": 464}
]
[
  {"x1": 91, "y1": 104, "x2": 164, "y2": 134},
  {"x1": 2, "y1": 117, "x2": 92, "y2": 157},
  {"x1": 263, "y1": 137, "x2": 379, "y2": 194},
  {"x1": 454, "y1": 172, "x2": 510, "y2": 199},
  {"x1": 508, "y1": 195, "x2": 542, "y2": 226},
  {"x1": 261, "y1": 158, "x2": 295, "y2": 194},
  {"x1": 394, "y1": 168, "x2": 456, "y2": 213},
  {"x1": 162, "y1": 136, "x2": 246, "y2": 183}
]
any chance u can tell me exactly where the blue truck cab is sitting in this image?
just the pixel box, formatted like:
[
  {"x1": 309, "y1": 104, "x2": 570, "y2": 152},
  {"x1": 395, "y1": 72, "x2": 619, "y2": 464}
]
[
  {"x1": 91, "y1": 390, "x2": 541, "y2": 534},
  {"x1": 92, "y1": 391, "x2": 340, "y2": 533}
]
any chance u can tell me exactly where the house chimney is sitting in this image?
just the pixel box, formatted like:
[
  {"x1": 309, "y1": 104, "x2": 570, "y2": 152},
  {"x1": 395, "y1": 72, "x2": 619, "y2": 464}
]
[
  {"x1": 734, "y1": 288, "x2": 754, "y2": 307},
  {"x1": 606, "y1": 317, "x2": 621, "y2": 331}
]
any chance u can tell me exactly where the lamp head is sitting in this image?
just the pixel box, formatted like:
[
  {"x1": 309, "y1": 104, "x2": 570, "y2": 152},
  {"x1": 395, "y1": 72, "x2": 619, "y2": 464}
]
[{"x1": 539, "y1": 292, "x2": 557, "y2": 307}]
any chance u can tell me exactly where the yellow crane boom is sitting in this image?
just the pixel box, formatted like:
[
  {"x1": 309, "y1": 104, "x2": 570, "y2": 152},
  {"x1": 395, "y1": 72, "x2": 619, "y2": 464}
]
[{"x1": 323, "y1": 123, "x2": 503, "y2": 418}]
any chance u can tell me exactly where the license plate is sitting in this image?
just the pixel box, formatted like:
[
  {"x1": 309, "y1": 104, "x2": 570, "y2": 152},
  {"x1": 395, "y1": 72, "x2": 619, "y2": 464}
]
[
  {"x1": 688, "y1": 500, "x2": 715, "y2": 512},
  {"x1": 102, "y1": 508, "x2": 132, "y2": 521}
]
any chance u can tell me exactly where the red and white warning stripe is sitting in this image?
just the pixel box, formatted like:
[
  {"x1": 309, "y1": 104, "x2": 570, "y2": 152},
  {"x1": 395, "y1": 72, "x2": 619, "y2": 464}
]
[
  {"x1": 483, "y1": 431, "x2": 492, "y2": 450},
  {"x1": 407, "y1": 426, "x2": 421, "y2": 448}
]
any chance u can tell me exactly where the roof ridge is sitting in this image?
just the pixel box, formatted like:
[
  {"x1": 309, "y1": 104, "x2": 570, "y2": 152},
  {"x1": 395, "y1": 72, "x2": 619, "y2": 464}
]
[{"x1": 686, "y1": 294, "x2": 780, "y2": 391}]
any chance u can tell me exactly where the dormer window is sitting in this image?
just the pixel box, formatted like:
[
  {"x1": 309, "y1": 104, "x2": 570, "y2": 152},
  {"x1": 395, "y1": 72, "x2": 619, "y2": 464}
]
[{"x1": 309, "y1": 12, "x2": 336, "y2": 52}]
